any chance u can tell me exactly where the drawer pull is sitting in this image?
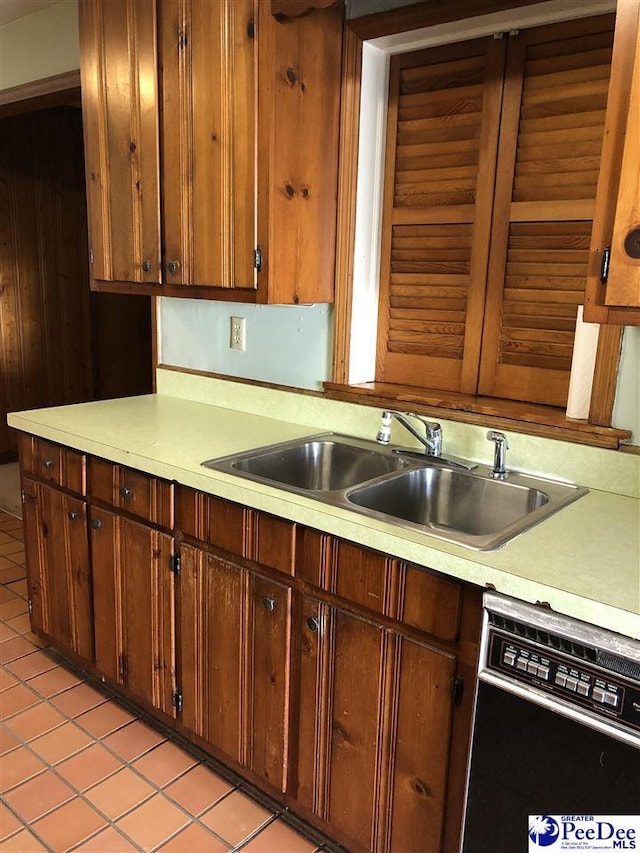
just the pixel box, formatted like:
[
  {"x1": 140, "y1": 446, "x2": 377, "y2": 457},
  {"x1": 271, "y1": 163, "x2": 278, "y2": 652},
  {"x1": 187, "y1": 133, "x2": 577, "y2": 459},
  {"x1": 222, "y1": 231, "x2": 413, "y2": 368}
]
[
  {"x1": 42, "y1": 458, "x2": 54, "y2": 469},
  {"x1": 67, "y1": 511, "x2": 78, "y2": 521},
  {"x1": 306, "y1": 616, "x2": 319, "y2": 633},
  {"x1": 91, "y1": 518, "x2": 102, "y2": 530},
  {"x1": 120, "y1": 486, "x2": 132, "y2": 498},
  {"x1": 263, "y1": 597, "x2": 276, "y2": 613}
]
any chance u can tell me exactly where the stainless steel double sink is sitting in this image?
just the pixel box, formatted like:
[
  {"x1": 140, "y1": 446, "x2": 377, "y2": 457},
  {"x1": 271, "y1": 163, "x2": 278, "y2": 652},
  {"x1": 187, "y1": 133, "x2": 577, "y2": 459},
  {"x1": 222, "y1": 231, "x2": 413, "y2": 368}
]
[{"x1": 202, "y1": 434, "x2": 587, "y2": 551}]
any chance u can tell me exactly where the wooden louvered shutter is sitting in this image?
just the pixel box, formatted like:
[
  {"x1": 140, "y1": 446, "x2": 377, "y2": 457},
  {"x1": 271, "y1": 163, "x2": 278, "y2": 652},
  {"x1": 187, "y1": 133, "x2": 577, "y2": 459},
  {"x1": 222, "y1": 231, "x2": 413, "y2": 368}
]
[
  {"x1": 375, "y1": 37, "x2": 506, "y2": 393},
  {"x1": 478, "y1": 15, "x2": 615, "y2": 407}
]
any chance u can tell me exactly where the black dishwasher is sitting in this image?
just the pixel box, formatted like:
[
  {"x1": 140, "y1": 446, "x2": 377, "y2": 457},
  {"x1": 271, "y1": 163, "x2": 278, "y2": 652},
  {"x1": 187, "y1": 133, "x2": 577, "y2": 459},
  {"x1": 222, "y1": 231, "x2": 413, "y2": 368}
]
[{"x1": 461, "y1": 592, "x2": 640, "y2": 852}]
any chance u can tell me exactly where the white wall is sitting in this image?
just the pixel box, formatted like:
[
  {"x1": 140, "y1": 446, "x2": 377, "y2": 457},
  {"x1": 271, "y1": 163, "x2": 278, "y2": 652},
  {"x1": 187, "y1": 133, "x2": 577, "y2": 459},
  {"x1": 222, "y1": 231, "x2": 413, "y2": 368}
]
[{"x1": 0, "y1": 0, "x2": 79, "y2": 90}]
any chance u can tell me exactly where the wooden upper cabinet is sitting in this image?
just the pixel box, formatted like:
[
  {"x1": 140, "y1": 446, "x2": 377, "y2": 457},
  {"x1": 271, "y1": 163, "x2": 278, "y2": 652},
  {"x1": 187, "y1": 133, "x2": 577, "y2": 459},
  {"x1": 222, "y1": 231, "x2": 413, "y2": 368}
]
[
  {"x1": 160, "y1": 0, "x2": 256, "y2": 290},
  {"x1": 78, "y1": 0, "x2": 343, "y2": 303},
  {"x1": 79, "y1": 0, "x2": 161, "y2": 285},
  {"x1": 585, "y1": 0, "x2": 640, "y2": 324}
]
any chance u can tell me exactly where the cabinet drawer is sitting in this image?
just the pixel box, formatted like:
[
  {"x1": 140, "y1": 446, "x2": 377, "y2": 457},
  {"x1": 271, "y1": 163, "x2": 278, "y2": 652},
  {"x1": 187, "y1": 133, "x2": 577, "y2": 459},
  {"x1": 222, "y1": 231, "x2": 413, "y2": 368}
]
[
  {"x1": 399, "y1": 564, "x2": 462, "y2": 642},
  {"x1": 18, "y1": 433, "x2": 86, "y2": 495},
  {"x1": 90, "y1": 458, "x2": 173, "y2": 528},
  {"x1": 176, "y1": 486, "x2": 248, "y2": 557},
  {"x1": 330, "y1": 540, "x2": 398, "y2": 617},
  {"x1": 252, "y1": 512, "x2": 296, "y2": 576}
]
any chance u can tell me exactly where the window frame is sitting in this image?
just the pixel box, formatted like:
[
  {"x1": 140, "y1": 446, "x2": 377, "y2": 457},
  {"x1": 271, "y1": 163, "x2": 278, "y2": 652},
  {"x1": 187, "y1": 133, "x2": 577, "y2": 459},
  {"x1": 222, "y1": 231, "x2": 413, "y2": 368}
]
[{"x1": 330, "y1": 0, "x2": 628, "y2": 448}]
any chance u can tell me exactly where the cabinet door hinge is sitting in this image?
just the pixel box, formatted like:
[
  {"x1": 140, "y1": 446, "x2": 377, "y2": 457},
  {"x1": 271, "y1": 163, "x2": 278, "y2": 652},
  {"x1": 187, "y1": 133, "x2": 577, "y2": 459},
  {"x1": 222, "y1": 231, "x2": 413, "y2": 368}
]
[
  {"x1": 172, "y1": 689, "x2": 183, "y2": 713},
  {"x1": 21, "y1": 489, "x2": 25, "y2": 504},
  {"x1": 600, "y1": 246, "x2": 611, "y2": 284},
  {"x1": 452, "y1": 675, "x2": 464, "y2": 707},
  {"x1": 27, "y1": 599, "x2": 33, "y2": 615},
  {"x1": 254, "y1": 247, "x2": 262, "y2": 272},
  {"x1": 170, "y1": 553, "x2": 181, "y2": 576},
  {"x1": 89, "y1": 248, "x2": 94, "y2": 265}
]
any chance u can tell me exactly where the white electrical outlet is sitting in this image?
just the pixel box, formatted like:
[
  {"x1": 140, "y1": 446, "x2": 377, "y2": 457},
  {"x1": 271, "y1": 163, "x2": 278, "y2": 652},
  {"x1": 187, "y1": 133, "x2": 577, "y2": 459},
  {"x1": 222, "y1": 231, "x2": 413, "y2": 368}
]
[{"x1": 230, "y1": 316, "x2": 246, "y2": 351}]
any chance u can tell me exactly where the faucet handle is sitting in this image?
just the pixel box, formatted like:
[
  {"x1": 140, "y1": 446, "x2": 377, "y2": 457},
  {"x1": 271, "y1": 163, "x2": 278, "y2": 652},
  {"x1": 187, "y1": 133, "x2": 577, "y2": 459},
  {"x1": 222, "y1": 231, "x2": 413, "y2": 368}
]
[{"x1": 411, "y1": 413, "x2": 442, "y2": 436}]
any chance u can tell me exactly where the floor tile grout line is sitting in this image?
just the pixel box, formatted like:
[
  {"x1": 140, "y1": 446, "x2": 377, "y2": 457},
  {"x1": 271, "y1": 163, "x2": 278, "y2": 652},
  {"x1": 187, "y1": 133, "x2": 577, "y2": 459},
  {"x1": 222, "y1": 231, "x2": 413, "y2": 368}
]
[
  {"x1": 2, "y1": 658, "x2": 322, "y2": 852},
  {"x1": 229, "y1": 811, "x2": 281, "y2": 853},
  {"x1": 1, "y1": 658, "x2": 246, "y2": 850},
  {"x1": 3, "y1": 684, "x2": 308, "y2": 853}
]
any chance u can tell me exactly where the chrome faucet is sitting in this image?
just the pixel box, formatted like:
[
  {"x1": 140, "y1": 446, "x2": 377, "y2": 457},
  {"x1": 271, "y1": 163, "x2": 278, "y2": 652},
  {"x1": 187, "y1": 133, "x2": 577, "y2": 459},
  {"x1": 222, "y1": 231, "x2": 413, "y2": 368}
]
[
  {"x1": 376, "y1": 410, "x2": 442, "y2": 456},
  {"x1": 487, "y1": 430, "x2": 509, "y2": 479}
]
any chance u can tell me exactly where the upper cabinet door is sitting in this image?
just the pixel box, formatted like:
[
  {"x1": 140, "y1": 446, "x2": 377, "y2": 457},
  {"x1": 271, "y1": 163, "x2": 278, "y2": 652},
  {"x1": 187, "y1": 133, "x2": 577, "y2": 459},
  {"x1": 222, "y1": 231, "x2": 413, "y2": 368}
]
[
  {"x1": 257, "y1": 0, "x2": 343, "y2": 304},
  {"x1": 160, "y1": 0, "x2": 257, "y2": 290},
  {"x1": 585, "y1": 0, "x2": 640, "y2": 324},
  {"x1": 79, "y1": 0, "x2": 162, "y2": 285},
  {"x1": 78, "y1": 0, "x2": 343, "y2": 302}
]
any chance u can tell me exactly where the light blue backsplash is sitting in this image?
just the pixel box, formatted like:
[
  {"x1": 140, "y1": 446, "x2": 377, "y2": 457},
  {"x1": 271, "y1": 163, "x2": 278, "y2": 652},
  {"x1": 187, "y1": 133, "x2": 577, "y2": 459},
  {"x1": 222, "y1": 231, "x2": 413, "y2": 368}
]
[{"x1": 159, "y1": 298, "x2": 333, "y2": 392}]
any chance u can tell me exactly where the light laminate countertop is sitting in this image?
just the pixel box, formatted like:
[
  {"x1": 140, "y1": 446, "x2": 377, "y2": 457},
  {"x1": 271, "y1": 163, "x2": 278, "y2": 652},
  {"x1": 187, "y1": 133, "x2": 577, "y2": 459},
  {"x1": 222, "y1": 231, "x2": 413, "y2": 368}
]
[{"x1": 9, "y1": 392, "x2": 640, "y2": 640}]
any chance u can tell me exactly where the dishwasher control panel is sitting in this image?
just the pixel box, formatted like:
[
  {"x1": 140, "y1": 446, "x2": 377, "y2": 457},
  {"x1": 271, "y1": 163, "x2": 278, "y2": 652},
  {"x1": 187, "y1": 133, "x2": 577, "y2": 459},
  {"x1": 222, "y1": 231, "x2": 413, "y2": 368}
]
[{"x1": 487, "y1": 630, "x2": 640, "y2": 734}]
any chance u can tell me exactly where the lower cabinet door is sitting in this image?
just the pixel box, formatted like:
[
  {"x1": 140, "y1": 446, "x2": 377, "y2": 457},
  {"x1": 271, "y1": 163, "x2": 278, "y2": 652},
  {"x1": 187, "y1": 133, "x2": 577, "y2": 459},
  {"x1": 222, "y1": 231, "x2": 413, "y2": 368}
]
[
  {"x1": 22, "y1": 478, "x2": 94, "y2": 661},
  {"x1": 179, "y1": 544, "x2": 244, "y2": 763},
  {"x1": 296, "y1": 600, "x2": 386, "y2": 851},
  {"x1": 90, "y1": 507, "x2": 176, "y2": 716},
  {"x1": 246, "y1": 571, "x2": 292, "y2": 793},
  {"x1": 179, "y1": 545, "x2": 292, "y2": 792},
  {"x1": 294, "y1": 599, "x2": 458, "y2": 853},
  {"x1": 383, "y1": 635, "x2": 457, "y2": 853}
]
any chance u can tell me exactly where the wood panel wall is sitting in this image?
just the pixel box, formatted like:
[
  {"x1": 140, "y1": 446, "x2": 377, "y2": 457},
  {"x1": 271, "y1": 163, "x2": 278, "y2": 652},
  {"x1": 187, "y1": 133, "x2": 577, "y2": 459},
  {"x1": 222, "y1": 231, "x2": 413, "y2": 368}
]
[{"x1": 0, "y1": 107, "x2": 94, "y2": 457}]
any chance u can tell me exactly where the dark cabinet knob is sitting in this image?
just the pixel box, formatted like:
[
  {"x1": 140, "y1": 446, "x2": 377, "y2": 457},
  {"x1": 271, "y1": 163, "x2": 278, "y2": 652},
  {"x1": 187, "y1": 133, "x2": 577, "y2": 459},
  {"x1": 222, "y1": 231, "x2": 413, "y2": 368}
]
[
  {"x1": 624, "y1": 227, "x2": 640, "y2": 259},
  {"x1": 67, "y1": 511, "x2": 78, "y2": 521},
  {"x1": 306, "y1": 616, "x2": 319, "y2": 632},
  {"x1": 42, "y1": 458, "x2": 54, "y2": 469},
  {"x1": 167, "y1": 260, "x2": 180, "y2": 274},
  {"x1": 263, "y1": 597, "x2": 276, "y2": 612},
  {"x1": 142, "y1": 260, "x2": 152, "y2": 272},
  {"x1": 91, "y1": 518, "x2": 102, "y2": 530},
  {"x1": 120, "y1": 486, "x2": 131, "y2": 498}
]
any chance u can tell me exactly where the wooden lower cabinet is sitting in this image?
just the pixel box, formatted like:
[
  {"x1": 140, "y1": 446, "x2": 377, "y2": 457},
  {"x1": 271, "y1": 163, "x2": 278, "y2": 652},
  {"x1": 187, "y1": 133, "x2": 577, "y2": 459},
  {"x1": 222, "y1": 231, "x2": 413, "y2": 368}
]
[
  {"x1": 22, "y1": 478, "x2": 94, "y2": 661},
  {"x1": 90, "y1": 507, "x2": 176, "y2": 717},
  {"x1": 294, "y1": 596, "x2": 458, "y2": 852},
  {"x1": 20, "y1": 446, "x2": 479, "y2": 853},
  {"x1": 179, "y1": 543, "x2": 291, "y2": 793}
]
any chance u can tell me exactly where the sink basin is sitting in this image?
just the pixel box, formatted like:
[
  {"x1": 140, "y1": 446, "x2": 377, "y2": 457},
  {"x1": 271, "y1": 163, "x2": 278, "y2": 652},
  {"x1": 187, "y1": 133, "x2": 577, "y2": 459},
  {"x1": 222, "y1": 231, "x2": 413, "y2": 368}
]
[
  {"x1": 347, "y1": 467, "x2": 554, "y2": 549},
  {"x1": 203, "y1": 433, "x2": 587, "y2": 550},
  {"x1": 203, "y1": 435, "x2": 407, "y2": 492}
]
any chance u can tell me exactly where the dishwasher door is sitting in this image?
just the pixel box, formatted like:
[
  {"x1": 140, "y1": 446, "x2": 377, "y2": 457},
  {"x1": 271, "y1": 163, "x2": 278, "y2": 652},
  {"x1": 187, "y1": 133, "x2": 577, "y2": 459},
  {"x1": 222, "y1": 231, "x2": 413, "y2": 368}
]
[
  {"x1": 460, "y1": 680, "x2": 640, "y2": 852},
  {"x1": 460, "y1": 593, "x2": 640, "y2": 853}
]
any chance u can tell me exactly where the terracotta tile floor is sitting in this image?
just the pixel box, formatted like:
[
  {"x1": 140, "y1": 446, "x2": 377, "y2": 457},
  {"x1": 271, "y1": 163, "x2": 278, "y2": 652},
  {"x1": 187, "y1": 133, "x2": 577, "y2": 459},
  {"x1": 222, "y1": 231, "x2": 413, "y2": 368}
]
[{"x1": 0, "y1": 510, "x2": 327, "y2": 852}]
